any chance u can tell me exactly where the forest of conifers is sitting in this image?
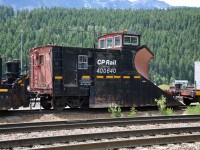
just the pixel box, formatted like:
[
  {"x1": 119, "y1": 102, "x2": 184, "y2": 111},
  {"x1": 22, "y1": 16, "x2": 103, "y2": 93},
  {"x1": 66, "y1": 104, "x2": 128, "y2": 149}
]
[{"x1": 0, "y1": 6, "x2": 199, "y2": 85}]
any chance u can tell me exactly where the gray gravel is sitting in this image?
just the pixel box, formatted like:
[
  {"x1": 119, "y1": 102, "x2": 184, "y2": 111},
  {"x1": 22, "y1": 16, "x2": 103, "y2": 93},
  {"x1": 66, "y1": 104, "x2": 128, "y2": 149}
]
[{"x1": 1, "y1": 109, "x2": 199, "y2": 149}]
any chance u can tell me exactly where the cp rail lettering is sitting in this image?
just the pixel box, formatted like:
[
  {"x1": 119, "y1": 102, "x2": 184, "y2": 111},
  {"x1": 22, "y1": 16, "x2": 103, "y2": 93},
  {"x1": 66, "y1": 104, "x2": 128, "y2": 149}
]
[{"x1": 97, "y1": 59, "x2": 117, "y2": 66}]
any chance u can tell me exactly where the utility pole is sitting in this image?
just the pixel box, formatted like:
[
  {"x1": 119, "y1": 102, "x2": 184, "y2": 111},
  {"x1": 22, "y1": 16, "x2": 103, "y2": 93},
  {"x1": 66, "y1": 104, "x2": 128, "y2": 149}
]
[
  {"x1": 81, "y1": 30, "x2": 83, "y2": 47},
  {"x1": 89, "y1": 23, "x2": 95, "y2": 49},
  {"x1": 20, "y1": 29, "x2": 23, "y2": 74},
  {"x1": 93, "y1": 23, "x2": 95, "y2": 49}
]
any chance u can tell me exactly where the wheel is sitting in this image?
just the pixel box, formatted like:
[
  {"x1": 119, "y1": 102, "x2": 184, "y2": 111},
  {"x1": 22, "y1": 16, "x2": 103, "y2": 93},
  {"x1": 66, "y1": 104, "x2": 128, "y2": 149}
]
[
  {"x1": 81, "y1": 102, "x2": 89, "y2": 109},
  {"x1": 183, "y1": 98, "x2": 191, "y2": 106},
  {"x1": 40, "y1": 97, "x2": 52, "y2": 110},
  {"x1": 80, "y1": 97, "x2": 89, "y2": 110},
  {"x1": 51, "y1": 97, "x2": 66, "y2": 110}
]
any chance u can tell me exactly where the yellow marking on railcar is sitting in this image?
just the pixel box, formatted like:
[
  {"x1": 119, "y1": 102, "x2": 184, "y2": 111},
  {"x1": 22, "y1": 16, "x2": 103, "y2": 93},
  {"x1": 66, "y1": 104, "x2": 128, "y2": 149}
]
[
  {"x1": 18, "y1": 80, "x2": 22, "y2": 84},
  {"x1": 20, "y1": 84, "x2": 25, "y2": 87},
  {"x1": 96, "y1": 76, "x2": 104, "y2": 79},
  {"x1": 134, "y1": 76, "x2": 141, "y2": 79},
  {"x1": 25, "y1": 75, "x2": 29, "y2": 79},
  {"x1": 123, "y1": 76, "x2": 130, "y2": 79},
  {"x1": 106, "y1": 76, "x2": 113, "y2": 79},
  {"x1": 196, "y1": 91, "x2": 200, "y2": 96},
  {"x1": 0, "y1": 89, "x2": 8, "y2": 92},
  {"x1": 82, "y1": 76, "x2": 90, "y2": 79},
  {"x1": 55, "y1": 76, "x2": 63, "y2": 80},
  {"x1": 114, "y1": 76, "x2": 121, "y2": 79}
]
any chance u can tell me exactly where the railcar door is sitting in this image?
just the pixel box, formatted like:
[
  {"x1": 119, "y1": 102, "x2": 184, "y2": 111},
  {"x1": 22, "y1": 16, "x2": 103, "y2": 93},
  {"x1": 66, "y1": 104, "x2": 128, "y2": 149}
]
[
  {"x1": 31, "y1": 49, "x2": 46, "y2": 89},
  {"x1": 38, "y1": 54, "x2": 46, "y2": 87},
  {"x1": 62, "y1": 48, "x2": 78, "y2": 96}
]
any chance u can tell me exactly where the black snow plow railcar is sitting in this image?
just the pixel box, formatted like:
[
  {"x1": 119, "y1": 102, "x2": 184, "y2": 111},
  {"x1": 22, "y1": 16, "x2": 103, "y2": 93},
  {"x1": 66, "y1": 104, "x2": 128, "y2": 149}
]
[{"x1": 29, "y1": 30, "x2": 183, "y2": 110}]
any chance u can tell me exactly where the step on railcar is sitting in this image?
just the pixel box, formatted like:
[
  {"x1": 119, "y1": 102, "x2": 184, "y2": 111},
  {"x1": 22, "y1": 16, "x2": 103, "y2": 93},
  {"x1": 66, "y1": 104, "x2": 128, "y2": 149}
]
[{"x1": 30, "y1": 30, "x2": 183, "y2": 110}]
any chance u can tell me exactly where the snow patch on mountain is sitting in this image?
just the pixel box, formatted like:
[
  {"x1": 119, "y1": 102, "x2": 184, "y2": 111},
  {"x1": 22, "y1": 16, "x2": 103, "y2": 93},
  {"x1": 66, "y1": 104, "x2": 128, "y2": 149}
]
[{"x1": 0, "y1": 0, "x2": 173, "y2": 10}]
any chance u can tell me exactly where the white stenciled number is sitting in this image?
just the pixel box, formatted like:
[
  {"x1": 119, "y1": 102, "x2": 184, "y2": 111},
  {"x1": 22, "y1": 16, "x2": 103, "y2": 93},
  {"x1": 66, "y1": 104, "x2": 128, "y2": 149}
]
[
  {"x1": 97, "y1": 68, "x2": 106, "y2": 73},
  {"x1": 97, "y1": 68, "x2": 116, "y2": 74},
  {"x1": 102, "y1": 68, "x2": 107, "y2": 73},
  {"x1": 108, "y1": 68, "x2": 116, "y2": 73},
  {"x1": 111, "y1": 68, "x2": 116, "y2": 73},
  {"x1": 97, "y1": 68, "x2": 100, "y2": 73},
  {"x1": 107, "y1": 68, "x2": 110, "y2": 73}
]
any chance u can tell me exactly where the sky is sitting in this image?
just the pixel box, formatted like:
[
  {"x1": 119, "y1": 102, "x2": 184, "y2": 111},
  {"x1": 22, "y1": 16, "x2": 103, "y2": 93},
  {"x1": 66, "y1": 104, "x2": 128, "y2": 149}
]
[{"x1": 161, "y1": 0, "x2": 200, "y2": 7}]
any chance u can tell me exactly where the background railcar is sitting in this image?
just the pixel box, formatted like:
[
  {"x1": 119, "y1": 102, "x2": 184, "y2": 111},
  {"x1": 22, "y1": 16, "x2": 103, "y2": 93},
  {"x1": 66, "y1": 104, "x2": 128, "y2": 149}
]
[{"x1": 0, "y1": 59, "x2": 30, "y2": 110}]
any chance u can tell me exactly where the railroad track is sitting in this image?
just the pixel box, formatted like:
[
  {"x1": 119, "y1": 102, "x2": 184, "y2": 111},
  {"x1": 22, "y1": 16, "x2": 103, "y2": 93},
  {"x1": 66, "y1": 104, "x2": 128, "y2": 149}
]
[
  {"x1": 0, "y1": 126, "x2": 200, "y2": 149},
  {"x1": 34, "y1": 134, "x2": 200, "y2": 150},
  {"x1": 0, "y1": 106, "x2": 184, "y2": 117},
  {"x1": 1, "y1": 115, "x2": 200, "y2": 149},
  {"x1": 0, "y1": 115, "x2": 200, "y2": 134}
]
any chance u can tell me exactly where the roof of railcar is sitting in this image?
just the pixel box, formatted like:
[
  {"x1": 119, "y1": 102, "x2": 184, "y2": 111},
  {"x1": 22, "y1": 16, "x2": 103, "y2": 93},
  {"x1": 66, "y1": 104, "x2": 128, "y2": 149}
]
[
  {"x1": 98, "y1": 32, "x2": 141, "y2": 39},
  {"x1": 30, "y1": 45, "x2": 121, "y2": 53}
]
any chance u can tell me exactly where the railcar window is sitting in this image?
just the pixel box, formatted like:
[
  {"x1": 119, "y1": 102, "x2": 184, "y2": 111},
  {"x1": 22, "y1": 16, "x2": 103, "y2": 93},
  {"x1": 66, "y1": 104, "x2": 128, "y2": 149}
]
[
  {"x1": 114, "y1": 36, "x2": 120, "y2": 47},
  {"x1": 123, "y1": 36, "x2": 138, "y2": 45},
  {"x1": 39, "y1": 55, "x2": 44, "y2": 65},
  {"x1": 124, "y1": 36, "x2": 131, "y2": 44},
  {"x1": 131, "y1": 37, "x2": 138, "y2": 44},
  {"x1": 107, "y1": 37, "x2": 113, "y2": 48},
  {"x1": 100, "y1": 39, "x2": 105, "y2": 49},
  {"x1": 78, "y1": 55, "x2": 88, "y2": 69}
]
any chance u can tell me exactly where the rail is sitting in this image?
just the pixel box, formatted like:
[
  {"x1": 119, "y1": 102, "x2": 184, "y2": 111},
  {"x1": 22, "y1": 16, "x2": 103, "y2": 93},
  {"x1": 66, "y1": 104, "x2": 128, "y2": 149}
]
[
  {"x1": 1, "y1": 115, "x2": 200, "y2": 134},
  {"x1": 0, "y1": 126, "x2": 200, "y2": 149}
]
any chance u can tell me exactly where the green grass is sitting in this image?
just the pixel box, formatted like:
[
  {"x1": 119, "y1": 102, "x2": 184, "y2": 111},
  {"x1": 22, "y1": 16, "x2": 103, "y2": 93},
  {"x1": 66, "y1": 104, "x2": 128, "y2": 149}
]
[
  {"x1": 162, "y1": 107, "x2": 174, "y2": 116},
  {"x1": 185, "y1": 104, "x2": 200, "y2": 115}
]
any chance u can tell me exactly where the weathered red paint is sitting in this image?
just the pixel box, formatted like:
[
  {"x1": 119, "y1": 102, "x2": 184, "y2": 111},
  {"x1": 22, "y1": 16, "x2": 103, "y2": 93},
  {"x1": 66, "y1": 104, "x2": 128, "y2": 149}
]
[
  {"x1": 30, "y1": 46, "x2": 53, "y2": 95},
  {"x1": 133, "y1": 47, "x2": 154, "y2": 80}
]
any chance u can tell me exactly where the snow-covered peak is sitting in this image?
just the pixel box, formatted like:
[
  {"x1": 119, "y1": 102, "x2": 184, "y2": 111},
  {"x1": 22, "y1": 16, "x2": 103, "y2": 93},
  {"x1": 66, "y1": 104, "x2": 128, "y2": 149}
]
[{"x1": 0, "y1": 0, "x2": 173, "y2": 10}]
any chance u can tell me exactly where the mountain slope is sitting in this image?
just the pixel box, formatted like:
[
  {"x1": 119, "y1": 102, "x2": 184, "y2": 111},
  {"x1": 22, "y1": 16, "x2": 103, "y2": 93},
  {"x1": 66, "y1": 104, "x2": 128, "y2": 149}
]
[
  {"x1": 129, "y1": 0, "x2": 171, "y2": 9},
  {"x1": 0, "y1": 0, "x2": 172, "y2": 10}
]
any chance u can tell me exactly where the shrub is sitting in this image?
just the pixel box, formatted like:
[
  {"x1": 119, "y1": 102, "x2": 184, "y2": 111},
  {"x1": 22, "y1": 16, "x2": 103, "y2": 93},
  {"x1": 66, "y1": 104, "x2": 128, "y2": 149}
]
[
  {"x1": 155, "y1": 95, "x2": 166, "y2": 112},
  {"x1": 108, "y1": 103, "x2": 123, "y2": 118},
  {"x1": 128, "y1": 107, "x2": 137, "y2": 117},
  {"x1": 155, "y1": 95, "x2": 174, "y2": 115}
]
